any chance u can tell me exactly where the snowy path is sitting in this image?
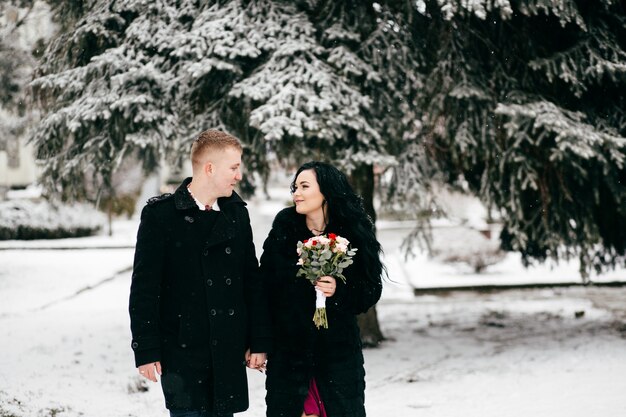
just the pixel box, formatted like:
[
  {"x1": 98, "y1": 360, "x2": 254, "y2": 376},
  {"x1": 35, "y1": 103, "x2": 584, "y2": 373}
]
[
  {"x1": 366, "y1": 289, "x2": 626, "y2": 416},
  {"x1": 1, "y1": 247, "x2": 625, "y2": 416}
]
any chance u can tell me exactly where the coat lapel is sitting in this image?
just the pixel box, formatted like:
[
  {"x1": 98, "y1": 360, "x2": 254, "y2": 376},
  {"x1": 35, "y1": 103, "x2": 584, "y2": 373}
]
[{"x1": 204, "y1": 211, "x2": 236, "y2": 248}]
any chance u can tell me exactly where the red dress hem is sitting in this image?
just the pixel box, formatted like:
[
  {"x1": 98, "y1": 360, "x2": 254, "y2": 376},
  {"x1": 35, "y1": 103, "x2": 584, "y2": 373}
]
[{"x1": 303, "y1": 378, "x2": 327, "y2": 417}]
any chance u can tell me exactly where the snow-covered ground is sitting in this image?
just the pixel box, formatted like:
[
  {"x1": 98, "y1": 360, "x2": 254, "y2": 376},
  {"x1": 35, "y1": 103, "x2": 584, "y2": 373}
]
[{"x1": 1, "y1": 191, "x2": 625, "y2": 417}]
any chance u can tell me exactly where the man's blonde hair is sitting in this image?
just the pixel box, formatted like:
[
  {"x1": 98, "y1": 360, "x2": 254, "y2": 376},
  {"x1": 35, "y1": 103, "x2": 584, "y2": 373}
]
[{"x1": 190, "y1": 129, "x2": 243, "y2": 169}]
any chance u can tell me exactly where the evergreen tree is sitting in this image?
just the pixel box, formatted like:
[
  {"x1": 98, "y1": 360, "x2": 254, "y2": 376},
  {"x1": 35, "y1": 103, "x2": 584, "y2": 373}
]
[
  {"x1": 31, "y1": 1, "x2": 411, "y2": 196},
  {"x1": 390, "y1": 0, "x2": 626, "y2": 278}
]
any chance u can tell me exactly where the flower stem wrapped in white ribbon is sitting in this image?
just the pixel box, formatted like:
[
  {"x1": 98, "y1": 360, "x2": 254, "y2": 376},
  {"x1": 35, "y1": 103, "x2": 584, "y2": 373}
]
[{"x1": 296, "y1": 233, "x2": 357, "y2": 329}]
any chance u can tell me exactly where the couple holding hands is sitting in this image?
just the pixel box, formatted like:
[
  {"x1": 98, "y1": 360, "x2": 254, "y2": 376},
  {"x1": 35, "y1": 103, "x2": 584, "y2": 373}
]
[{"x1": 129, "y1": 130, "x2": 384, "y2": 417}]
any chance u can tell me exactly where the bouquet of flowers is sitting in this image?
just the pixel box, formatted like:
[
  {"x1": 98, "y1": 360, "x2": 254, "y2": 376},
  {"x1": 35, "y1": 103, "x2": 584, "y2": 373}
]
[{"x1": 296, "y1": 233, "x2": 357, "y2": 329}]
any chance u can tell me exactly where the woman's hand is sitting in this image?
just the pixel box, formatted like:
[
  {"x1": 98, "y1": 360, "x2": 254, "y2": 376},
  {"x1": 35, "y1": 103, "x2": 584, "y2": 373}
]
[{"x1": 315, "y1": 275, "x2": 336, "y2": 297}]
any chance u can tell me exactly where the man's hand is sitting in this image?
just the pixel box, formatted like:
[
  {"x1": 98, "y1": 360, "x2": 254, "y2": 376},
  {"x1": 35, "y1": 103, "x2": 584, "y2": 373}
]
[
  {"x1": 245, "y1": 349, "x2": 267, "y2": 372},
  {"x1": 138, "y1": 362, "x2": 162, "y2": 382}
]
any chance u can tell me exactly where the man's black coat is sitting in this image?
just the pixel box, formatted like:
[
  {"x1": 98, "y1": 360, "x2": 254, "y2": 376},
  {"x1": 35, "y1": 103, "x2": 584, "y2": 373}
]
[{"x1": 129, "y1": 178, "x2": 271, "y2": 413}]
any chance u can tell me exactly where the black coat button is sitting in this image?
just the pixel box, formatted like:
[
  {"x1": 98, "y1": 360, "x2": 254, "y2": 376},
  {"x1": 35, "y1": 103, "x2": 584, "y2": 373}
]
[
  {"x1": 225, "y1": 278, "x2": 232, "y2": 285},
  {"x1": 131, "y1": 341, "x2": 139, "y2": 349},
  {"x1": 206, "y1": 279, "x2": 213, "y2": 286},
  {"x1": 212, "y1": 340, "x2": 218, "y2": 346},
  {"x1": 203, "y1": 249, "x2": 208, "y2": 256},
  {"x1": 210, "y1": 309, "x2": 216, "y2": 316},
  {"x1": 225, "y1": 247, "x2": 231, "y2": 254},
  {"x1": 228, "y1": 309, "x2": 235, "y2": 316}
]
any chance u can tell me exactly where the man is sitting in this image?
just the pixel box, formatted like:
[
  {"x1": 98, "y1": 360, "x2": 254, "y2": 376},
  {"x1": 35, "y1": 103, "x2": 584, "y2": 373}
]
[{"x1": 129, "y1": 129, "x2": 271, "y2": 417}]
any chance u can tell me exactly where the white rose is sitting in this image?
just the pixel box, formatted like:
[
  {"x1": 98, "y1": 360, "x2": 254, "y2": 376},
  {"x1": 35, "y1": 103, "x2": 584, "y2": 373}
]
[
  {"x1": 335, "y1": 243, "x2": 348, "y2": 253},
  {"x1": 318, "y1": 236, "x2": 331, "y2": 246}
]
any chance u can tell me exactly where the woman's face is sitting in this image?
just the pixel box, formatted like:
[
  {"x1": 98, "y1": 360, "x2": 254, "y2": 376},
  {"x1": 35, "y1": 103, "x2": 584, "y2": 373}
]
[{"x1": 292, "y1": 169, "x2": 325, "y2": 216}]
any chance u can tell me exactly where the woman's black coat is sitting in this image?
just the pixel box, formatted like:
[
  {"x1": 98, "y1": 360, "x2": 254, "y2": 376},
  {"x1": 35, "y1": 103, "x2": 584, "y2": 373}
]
[
  {"x1": 260, "y1": 207, "x2": 383, "y2": 417},
  {"x1": 129, "y1": 178, "x2": 271, "y2": 413}
]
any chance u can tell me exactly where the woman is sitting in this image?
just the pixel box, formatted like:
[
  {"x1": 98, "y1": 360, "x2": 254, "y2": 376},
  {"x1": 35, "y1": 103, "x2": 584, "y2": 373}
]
[{"x1": 260, "y1": 161, "x2": 384, "y2": 417}]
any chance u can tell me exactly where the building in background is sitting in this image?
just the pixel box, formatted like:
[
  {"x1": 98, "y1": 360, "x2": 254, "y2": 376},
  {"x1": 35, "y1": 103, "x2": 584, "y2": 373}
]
[
  {"x1": 0, "y1": 1, "x2": 56, "y2": 197},
  {"x1": 0, "y1": 139, "x2": 39, "y2": 194}
]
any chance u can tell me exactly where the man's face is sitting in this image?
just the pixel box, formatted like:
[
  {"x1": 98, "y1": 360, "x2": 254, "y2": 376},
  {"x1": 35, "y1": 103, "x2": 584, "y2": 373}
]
[{"x1": 209, "y1": 147, "x2": 243, "y2": 197}]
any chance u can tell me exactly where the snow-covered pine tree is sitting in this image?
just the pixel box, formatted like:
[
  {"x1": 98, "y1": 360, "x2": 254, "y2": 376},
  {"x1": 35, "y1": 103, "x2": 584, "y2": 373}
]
[
  {"x1": 32, "y1": 0, "x2": 180, "y2": 201},
  {"x1": 31, "y1": 1, "x2": 399, "y2": 196},
  {"x1": 31, "y1": 0, "x2": 427, "y2": 193},
  {"x1": 392, "y1": 0, "x2": 626, "y2": 278}
]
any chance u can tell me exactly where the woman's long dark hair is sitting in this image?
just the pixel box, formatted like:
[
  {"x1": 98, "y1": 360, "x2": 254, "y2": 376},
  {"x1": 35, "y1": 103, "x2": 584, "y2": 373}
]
[{"x1": 291, "y1": 161, "x2": 385, "y2": 282}]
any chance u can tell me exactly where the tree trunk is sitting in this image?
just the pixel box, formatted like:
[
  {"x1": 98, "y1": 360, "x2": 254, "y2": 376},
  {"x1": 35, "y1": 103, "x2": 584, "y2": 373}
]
[
  {"x1": 108, "y1": 205, "x2": 113, "y2": 236},
  {"x1": 357, "y1": 306, "x2": 385, "y2": 347},
  {"x1": 350, "y1": 164, "x2": 385, "y2": 347}
]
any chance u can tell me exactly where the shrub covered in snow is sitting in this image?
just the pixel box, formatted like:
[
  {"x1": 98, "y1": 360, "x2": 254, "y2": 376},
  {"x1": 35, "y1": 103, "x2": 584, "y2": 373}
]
[
  {"x1": 0, "y1": 199, "x2": 105, "y2": 240},
  {"x1": 431, "y1": 225, "x2": 506, "y2": 273}
]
